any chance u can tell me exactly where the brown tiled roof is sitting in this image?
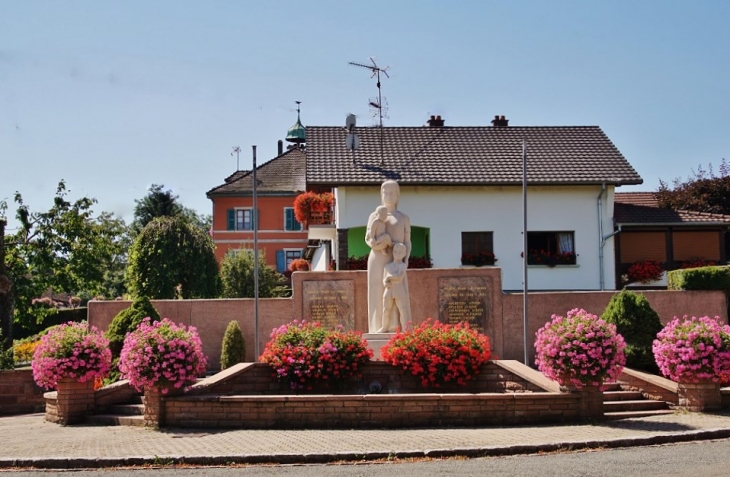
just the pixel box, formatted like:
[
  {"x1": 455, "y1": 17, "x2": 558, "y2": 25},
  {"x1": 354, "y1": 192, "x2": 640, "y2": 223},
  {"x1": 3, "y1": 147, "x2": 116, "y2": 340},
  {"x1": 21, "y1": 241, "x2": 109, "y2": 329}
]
[
  {"x1": 614, "y1": 192, "x2": 730, "y2": 225},
  {"x1": 207, "y1": 147, "x2": 307, "y2": 197},
  {"x1": 306, "y1": 125, "x2": 643, "y2": 186}
]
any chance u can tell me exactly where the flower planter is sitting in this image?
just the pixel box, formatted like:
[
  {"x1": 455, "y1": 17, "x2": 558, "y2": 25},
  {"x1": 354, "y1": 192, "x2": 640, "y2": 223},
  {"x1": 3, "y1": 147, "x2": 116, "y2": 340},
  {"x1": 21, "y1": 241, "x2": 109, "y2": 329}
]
[
  {"x1": 677, "y1": 378, "x2": 721, "y2": 412},
  {"x1": 143, "y1": 385, "x2": 183, "y2": 427},
  {"x1": 52, "y1": 377, "x2": 95, "y2": 425}
]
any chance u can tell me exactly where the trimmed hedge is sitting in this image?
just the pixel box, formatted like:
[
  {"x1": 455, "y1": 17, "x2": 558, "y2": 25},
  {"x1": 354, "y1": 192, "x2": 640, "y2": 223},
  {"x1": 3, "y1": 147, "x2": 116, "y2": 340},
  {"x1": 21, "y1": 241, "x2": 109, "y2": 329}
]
[
  {"x1": 667, "y1": 265, "x2": 730, "y2": 290},
  {"x1": 13, "y1": 307, "x2": 87, "y2": 341}
]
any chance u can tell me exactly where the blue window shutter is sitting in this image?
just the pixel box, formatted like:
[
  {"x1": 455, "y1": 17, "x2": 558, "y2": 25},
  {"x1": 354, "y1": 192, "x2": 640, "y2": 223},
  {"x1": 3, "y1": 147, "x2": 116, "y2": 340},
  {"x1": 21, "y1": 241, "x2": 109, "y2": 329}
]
[
  {"x1": 285, "y1": 208, "x2": 292, "y2": 230},
  {"x1": 227, "y1": 209, "x2": 234, "y2": 230},
  {"x1": 276, "y1": 250, "x2": 285, "y2": 272}
]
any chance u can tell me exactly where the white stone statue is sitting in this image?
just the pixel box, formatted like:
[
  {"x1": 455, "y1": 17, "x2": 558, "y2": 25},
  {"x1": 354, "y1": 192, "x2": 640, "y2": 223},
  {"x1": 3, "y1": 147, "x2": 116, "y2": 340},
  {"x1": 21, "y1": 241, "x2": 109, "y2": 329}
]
[
  {"x1": 380, "y1": 242, "x2": 409, "y2": 332},
  {"x1": 365, "y1": 180, "x2": 412, "y2": 333}
]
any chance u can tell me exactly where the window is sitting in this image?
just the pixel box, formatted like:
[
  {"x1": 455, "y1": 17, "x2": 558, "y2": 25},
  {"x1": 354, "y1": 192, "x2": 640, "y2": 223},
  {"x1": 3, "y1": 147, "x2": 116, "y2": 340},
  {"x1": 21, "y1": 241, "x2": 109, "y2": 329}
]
[
  {"x1": 276, "y1": 249, "x2": 302, "y2": 272},
  {"x1": 226, "y1": 208, "x2": 257, "y2": 231},
  {"x1": 527, "y1": 231, "x2": 576, "y2": 265},
  {"x1": 284, "y1": 207, "x2": 301, "y2": 231},
  {"x1": 461, "y1": 232, "x2": 496, "y2": 266}
]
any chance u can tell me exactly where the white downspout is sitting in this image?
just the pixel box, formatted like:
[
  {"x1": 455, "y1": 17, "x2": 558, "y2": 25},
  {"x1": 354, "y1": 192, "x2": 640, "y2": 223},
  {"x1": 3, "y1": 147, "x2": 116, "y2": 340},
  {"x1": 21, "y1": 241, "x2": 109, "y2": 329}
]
[{"x1": 597, "y1": 183, "x2": 607, "y2": 290}]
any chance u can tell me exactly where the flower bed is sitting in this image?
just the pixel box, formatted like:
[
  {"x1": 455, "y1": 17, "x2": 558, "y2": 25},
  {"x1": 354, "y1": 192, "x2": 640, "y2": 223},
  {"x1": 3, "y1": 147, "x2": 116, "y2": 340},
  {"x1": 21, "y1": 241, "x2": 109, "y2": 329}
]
[
  {"x1": 259, "y1": 320, "x2": 372, "y2": 390},
  {"x1": 381, "y1": 319, "x2": 492, "y2": 388},
  {"x1": 534, "y1": 308, "x2": 626, "y2": 389}
]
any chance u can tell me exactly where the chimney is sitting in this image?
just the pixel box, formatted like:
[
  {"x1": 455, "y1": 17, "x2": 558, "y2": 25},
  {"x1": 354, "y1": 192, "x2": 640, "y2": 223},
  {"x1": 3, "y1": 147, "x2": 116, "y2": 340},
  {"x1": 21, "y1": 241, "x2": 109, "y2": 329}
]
[
  {"x1": 427, "y1": 115, "x2": 445, "y2": 127},
  {"x1": 278, "y1": 140, "x2": 283, "y2": 156},
  {"x1": 491, "y1": 115, "x2": 509, "y2": 127}
]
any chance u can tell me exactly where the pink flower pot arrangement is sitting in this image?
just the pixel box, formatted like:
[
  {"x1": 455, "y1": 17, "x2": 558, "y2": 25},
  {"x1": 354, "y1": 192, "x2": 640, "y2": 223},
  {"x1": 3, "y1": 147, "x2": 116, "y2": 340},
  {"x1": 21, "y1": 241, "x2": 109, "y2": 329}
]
[
  {"x1": 119, "y1": 318, "x2": 207, "y2": 395},
  {"x1": 534, "y1": 308, "x2": 626, "y2": 389},
  {"x1": 32, "y1": 321, "x2": 111, "y2": 390}
]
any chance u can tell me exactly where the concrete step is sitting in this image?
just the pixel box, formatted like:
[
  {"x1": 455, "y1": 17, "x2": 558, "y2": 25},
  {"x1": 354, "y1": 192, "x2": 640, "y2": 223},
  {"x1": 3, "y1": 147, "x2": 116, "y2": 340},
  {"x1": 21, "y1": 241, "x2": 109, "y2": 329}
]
[
  {"x1": 86, "y1": 414, "x2": 145, "y2": 427},
  {"x1": 604, "y1": 399, "x2": 669, "y2": 412},
  {"x1": 108, "y1": 403, "x2": 144, "y2": 416},
  {"x1": 603, "y1": 409, "x2": 675, "y2": 420},
  {"x1": 601, "y1": 381, "x2": 624, "y2": 392},
  {"x1": 603, "y1": 390, "x2": 643, "y2": 401}
]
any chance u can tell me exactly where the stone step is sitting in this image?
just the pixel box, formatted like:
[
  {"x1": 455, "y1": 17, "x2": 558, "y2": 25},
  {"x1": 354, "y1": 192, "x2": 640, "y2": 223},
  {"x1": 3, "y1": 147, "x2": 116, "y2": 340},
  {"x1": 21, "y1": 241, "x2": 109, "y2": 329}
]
[
  {"x1": 601, "y1": 381, "x2": 624, "y2": 392},
  {"x1": 108, "y1": 403, "x2": 144, "y2": 416},
  {"x1": 603, "y1": 409, "x2": 675, "y2": 420},
  {"x1": 603, "y1": 390, "x2": 643, "y2": 401},
  {"x1": 86, "y1": 414, "x2": 145, "y2": 427},
  {"x1": 604, "y1": 399, "x2": 669, "y2": 412}
]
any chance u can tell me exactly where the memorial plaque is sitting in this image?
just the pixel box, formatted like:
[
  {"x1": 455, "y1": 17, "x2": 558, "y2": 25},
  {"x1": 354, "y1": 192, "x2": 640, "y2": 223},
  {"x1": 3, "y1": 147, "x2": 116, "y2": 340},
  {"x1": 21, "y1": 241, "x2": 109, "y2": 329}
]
[
  {"x1": 302, "y1": 280, "x2": 355, "y2": 330},
  {"x1": 438, "y1": 277, "x2": 491, "y2": 333}
]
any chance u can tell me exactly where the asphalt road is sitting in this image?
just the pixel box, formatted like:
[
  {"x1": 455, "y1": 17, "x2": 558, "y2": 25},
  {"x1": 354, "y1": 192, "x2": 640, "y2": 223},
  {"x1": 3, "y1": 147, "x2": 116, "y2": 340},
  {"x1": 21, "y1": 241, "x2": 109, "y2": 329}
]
[{"x1": 7, "y1": 438, "x2": 730, "y2": 477}]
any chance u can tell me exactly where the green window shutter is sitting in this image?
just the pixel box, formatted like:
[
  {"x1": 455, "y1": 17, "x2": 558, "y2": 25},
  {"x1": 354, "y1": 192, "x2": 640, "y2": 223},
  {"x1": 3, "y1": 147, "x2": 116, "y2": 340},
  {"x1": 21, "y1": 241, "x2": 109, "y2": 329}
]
[
  {"x1": 285, "y1": 208, "x2": 300, "y2": 231},
  {"x1": 227, "y1": 209, "x2": 234, "y2": 230}
]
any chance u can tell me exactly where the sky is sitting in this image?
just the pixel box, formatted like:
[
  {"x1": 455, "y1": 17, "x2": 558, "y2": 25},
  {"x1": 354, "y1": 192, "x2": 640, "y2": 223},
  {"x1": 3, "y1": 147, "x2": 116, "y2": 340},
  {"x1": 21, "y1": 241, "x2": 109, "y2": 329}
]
[{"x1": 1, "y1": 1, "x2": 729, "y2": 231}]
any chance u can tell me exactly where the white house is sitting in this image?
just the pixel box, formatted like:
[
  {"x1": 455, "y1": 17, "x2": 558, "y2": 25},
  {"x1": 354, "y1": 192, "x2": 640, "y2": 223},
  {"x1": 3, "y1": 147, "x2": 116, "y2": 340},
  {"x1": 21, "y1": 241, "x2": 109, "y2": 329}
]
[{"x1": 304, "y1": 116, "x2": 643, "y2": 291}]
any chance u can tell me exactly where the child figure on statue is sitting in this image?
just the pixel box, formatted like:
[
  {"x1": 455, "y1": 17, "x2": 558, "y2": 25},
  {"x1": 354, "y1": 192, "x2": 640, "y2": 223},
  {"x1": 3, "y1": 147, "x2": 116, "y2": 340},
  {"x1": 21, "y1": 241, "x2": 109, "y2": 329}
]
[
  {"x1": 369, "y1": 205, "x2": 392, "y2": 256},
  {"x1": 379, "y1": 242, "x2": 409, "y2": 332}
]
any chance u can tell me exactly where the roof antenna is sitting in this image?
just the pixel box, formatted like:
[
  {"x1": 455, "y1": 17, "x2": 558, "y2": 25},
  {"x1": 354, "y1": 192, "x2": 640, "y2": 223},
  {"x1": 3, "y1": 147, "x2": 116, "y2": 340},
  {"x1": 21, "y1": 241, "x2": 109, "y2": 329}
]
[{"x1": 349, "y1": 57, "x2": 389, "y2": 166}]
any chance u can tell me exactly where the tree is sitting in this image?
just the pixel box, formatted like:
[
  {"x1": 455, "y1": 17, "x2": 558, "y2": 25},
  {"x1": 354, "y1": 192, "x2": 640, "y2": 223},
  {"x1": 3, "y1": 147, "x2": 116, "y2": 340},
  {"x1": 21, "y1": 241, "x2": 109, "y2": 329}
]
[
  {"x1": 220, "y1": 250, "x2": 289, "y2": 298},
  {"x1": 132, "y1": 184, "x2": 183, "y2": 234},
  {"x1": 126, "y1": 216, "x2": 221, "y2": 299},
  {"x1": 132, "y1": 184, "x2": 211, "y2": 235},
  {"x1": 1, "y1": 181, "x2": 129, "y2": 333},
  {"x1": 656, "y1": 159, "x2": 730, "y2": 214}
]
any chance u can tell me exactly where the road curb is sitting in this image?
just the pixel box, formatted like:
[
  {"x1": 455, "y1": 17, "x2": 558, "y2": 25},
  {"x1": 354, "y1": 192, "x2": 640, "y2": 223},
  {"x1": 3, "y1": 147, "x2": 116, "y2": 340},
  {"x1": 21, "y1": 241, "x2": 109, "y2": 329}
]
[{"x1": 2, "y1": 428, "x2": 730, "y2": 469}]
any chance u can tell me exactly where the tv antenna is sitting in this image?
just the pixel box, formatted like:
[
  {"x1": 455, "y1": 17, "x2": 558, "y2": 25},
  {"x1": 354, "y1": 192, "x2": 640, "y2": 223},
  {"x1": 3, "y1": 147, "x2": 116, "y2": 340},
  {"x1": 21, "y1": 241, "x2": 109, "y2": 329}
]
[
  {"x1": 349, "y1": 57, "x2": 389, "y2": 128},
  {"x1": 231, "y1": 146, "x2": 241, "y2": 170},
  {"x1": 349, "y1": 57, "x2": 389, "y2": 165}
]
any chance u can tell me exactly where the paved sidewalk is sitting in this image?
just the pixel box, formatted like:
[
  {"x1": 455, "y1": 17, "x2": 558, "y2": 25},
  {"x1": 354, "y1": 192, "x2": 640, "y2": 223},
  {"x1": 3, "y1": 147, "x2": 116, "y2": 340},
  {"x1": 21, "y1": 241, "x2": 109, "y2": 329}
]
[{"x1": 2, "y1": 411, "x2": 730, "y2": 469}]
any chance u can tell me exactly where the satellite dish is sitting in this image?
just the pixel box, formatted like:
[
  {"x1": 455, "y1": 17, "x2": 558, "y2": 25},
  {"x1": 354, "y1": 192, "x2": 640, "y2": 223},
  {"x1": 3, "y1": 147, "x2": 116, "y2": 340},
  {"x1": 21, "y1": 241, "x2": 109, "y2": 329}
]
[
  {"x1": 346, "y1": 133, "x2": 360, "y2": 151},
  {"x1": 345, "y1": 114, "x2": 357, "y2": 131}
]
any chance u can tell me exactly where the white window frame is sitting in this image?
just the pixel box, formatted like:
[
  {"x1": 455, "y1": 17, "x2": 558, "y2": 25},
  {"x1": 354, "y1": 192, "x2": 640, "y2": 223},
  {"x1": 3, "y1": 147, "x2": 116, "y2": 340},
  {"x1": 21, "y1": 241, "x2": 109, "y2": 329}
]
[{"x1": 235, "y1": 208, "x2": 254, "y2": 231}]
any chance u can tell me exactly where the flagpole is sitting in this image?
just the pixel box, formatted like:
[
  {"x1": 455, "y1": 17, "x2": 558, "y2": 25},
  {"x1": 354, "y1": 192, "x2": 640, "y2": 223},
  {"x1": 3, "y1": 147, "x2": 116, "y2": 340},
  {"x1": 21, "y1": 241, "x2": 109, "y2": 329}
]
[{"x1": 522, "y1": 140, "x2": 529, "y2": 366}]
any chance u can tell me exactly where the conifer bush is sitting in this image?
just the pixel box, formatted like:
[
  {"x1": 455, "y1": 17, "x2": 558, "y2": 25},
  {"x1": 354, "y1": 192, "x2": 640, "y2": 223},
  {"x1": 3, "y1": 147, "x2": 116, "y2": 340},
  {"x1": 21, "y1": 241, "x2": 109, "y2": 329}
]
[
  {"x1": 220, "y1": 320, "x2": 246, "y2": 370},
  {"x1": 601, "y1": 289, "x2": 662, "y2": 373},
  {"x1": 105, "y1": 296, "x2": 160, "y2": 382}
]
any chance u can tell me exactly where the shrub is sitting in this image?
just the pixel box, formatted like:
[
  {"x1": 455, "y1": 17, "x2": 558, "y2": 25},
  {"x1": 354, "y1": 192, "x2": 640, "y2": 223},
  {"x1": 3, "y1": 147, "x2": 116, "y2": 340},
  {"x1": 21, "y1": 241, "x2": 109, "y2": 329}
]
[
  {"x1": 601, "y1": 290, "x2": 662, "y2": 373},
  {"x1": 534, "y1": 308, "x2": 626, "y2": 389},
  {"x1": 31, "y1": 321, "x2": 111, "y2": 389},
  {"x1": 106, "y1": 296, "x2": 160, "y2": 359},
  {"x1": 13, "y1": 339, "x2": 38, "y2": 364},
  {"x1": 119, "y1": 317, "x2": 207, "y2": 394},
  {"x1": 667, "y1": 265, "x2": 730, "y2": 290},
  {"x1": 220, "y1": 320, "x2": 246, "y2": 370},
  {"x1": 380, "y1": 319, "x2": 492, "y2": 388},
  {"x1": 259, "y1": 320, "x2": 372, "y2": 390},
  {"x1": 652, "y1": 315, "x2": 730, "y2": 383}
]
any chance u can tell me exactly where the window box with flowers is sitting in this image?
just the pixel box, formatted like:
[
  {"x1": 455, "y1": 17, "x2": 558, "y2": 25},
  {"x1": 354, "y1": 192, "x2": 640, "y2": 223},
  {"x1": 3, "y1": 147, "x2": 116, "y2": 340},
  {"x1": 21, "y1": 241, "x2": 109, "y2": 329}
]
[
  {"x1": 460, "y1": 251, "x2": 497, "y2": 267},
  {"x1": 626, "y1": 260, "x2": 665, "y2": 285},
  {"x1": 293, "y1": 192, "x2": 334, "y2": 227},
  {"x1": 527, "y1": 250, "x2": 577, "y2": 266}
]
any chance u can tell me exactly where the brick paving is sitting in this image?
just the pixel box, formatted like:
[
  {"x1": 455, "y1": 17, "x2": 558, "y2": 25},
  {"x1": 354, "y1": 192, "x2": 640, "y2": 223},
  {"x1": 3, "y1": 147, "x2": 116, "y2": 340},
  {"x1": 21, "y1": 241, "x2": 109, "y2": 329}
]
[{"x1": 2, "y1": 411, "x2": 730, "y2": 469}]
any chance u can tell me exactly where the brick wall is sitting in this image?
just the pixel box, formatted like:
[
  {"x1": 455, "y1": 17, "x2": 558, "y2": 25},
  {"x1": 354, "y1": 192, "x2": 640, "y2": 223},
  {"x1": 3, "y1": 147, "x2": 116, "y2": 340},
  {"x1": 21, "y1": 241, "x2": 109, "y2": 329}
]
[
  {"x1": 167, "y1": 361, "x2": 594, "y2": 429},
  {"x1": 0, "y1": 369, "x2": 46, "y2": 415}
]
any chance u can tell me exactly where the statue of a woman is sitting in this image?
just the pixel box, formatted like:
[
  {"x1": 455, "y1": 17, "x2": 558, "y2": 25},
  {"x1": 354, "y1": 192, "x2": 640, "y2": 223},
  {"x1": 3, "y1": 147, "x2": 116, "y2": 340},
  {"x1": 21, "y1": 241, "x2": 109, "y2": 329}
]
[{"x1": 365, "y1": 180, "x2": 412, "y2": 333}]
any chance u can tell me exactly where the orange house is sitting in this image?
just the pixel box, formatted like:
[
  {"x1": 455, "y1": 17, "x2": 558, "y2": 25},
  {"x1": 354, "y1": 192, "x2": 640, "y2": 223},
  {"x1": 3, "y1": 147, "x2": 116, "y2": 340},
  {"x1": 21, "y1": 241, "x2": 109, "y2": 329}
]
[{"x1": 206, "y1": 146, "x2": 308, "y2": 272}]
